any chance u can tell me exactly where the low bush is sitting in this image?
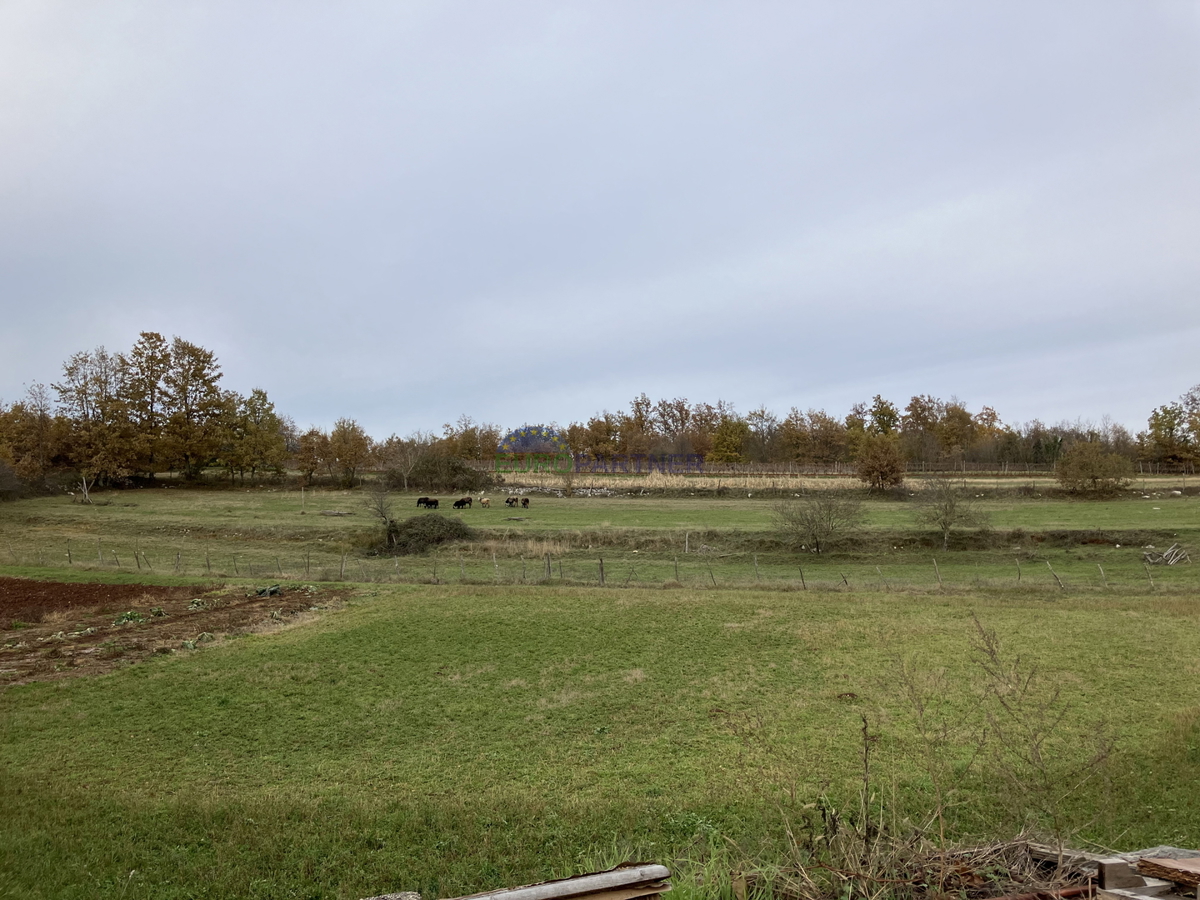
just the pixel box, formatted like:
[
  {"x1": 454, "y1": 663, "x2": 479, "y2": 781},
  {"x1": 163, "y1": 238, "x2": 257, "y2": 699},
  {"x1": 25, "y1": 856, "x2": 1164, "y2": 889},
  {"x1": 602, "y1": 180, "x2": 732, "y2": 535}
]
[
  {"x1": 772, "y1": 494, "x2": 864, "y2": 554},
  {"x1": 1056, "y1": 442, "x2": 1134, "y2": 494},
  {"x1": 384, "y1": 513, "x2": 475, "y2": 555}
]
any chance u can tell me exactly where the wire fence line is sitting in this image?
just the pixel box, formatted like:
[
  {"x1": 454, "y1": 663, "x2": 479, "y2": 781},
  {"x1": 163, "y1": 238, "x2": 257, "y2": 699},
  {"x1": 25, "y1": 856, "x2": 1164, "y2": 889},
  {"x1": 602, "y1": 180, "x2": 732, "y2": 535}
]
[{"x1": 2, "y1": 541, "x2": 1192, "y2": 595}]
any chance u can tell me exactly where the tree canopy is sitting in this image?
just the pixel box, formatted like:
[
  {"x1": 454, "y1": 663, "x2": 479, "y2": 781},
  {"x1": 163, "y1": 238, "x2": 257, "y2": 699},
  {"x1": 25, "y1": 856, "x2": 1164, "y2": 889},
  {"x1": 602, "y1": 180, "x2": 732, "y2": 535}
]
[{"x1": 1, "y1": 336, "x2": 1195, "y2": 495}]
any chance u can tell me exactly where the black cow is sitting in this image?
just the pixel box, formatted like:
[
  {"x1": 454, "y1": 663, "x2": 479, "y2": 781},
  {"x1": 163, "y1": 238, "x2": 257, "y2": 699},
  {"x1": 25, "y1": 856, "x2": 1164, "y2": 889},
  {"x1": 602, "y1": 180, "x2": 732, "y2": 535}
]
[
  {"x1": 504, "y1": 497, "x2": 519, "y2": 507},
  {"x1": 521, "y1": 498, "x2": 530, "y2": 509},
  {"x1": 417, "y1": 496, "x2": 434, "y2": 508},
  {"x1": 453, "y1": 497, "x2": 472, "y2": 509}
]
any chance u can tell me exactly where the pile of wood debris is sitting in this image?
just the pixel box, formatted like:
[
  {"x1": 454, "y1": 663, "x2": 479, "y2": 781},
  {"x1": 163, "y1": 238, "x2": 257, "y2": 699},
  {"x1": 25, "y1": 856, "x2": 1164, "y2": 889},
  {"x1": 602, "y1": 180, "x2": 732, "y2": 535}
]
[
  {"x1": 360, "y1": 846, "x2": 1200, "y2": 900},
  {"x1": 1143, "y1": 543, "x2": 1190, "y2": 565}
]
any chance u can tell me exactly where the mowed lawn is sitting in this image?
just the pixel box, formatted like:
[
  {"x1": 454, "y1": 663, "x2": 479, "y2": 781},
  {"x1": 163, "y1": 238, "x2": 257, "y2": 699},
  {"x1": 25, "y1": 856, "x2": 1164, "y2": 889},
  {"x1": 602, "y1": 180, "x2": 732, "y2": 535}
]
[{"x1": 2, "y1": 581, "x2": 1199, "y2": 899}]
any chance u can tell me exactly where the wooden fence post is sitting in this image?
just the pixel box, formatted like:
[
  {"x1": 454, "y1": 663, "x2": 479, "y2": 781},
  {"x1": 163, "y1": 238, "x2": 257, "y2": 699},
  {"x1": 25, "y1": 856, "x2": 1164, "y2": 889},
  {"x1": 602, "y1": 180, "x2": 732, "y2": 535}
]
[{"x1": 1046, "y1": 560, "x2": 1065, "y2": 591}]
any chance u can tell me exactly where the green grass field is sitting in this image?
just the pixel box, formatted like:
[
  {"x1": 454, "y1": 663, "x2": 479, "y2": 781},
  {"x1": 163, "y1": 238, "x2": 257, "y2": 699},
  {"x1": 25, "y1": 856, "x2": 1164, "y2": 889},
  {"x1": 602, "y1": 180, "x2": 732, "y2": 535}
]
[
  {"x1": 1, "y1": 486, "x2": 1199, "y2": 899},
  {"x1": 2, "y1": 486, "x2": 1197, "y2": 590}
]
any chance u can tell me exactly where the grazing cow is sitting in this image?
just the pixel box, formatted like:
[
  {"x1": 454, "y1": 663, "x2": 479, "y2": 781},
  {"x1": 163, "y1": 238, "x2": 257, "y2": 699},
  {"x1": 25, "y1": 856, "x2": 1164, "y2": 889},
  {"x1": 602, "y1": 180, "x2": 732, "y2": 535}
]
[
  {"x1": 427, "y1": 498, "x2": 439, "y2": 509},
  {"x1": 479, "y1": 498, "x2": 490, "y2": 508},
  {"x1": 417, "y1": 497, "x2": 433, "y2": 508},
  {"x1": 505, "y1": 497, "x2": 519, "y2": 507},
  {"x1": 453, "y1": 497, "x2": 472, "y2": 509},
  {"x1": 521, "y1": 498, "x2": 530, "y2": 509}
]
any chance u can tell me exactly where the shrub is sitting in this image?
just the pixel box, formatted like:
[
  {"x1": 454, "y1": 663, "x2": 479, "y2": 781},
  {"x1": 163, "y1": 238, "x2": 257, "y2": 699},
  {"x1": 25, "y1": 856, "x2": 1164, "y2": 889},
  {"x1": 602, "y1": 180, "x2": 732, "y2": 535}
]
[
  {"x1": 856, "y1": 434, "x2": 905, "y2": 490},
  {"x1": 384, "y1": 513, "x2": 475, "y2": 555},
  {"x1": 772, "y1": 493, "x2": 864, "y2": 554},
  {"x1": 915, "y1": 476, "x2": 988, "y2": 550},
  {"x1": 1056, "y1": 442, "x2": 1134, "y2": 494},
  {"x1": 394, "y1": 452, "x2": 496, "y2": 493}
]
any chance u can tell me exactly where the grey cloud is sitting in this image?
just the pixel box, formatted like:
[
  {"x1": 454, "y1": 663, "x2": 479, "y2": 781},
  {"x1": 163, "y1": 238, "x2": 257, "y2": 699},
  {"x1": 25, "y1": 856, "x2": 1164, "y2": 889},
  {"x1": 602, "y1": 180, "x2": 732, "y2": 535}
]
[{"x1": 2, "y1": 1, "x2": 1197, "y2": 435}]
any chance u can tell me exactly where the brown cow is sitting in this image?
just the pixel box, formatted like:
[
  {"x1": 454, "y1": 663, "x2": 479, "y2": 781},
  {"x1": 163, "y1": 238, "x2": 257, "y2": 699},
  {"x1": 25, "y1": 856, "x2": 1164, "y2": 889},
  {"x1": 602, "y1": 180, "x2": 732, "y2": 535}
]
[
  {"x1": 521, "y1": 497, "x2": 530, "y2": 509},
  {"x1": 479, "y1": 497, "x2": 490, "y2": 508}
]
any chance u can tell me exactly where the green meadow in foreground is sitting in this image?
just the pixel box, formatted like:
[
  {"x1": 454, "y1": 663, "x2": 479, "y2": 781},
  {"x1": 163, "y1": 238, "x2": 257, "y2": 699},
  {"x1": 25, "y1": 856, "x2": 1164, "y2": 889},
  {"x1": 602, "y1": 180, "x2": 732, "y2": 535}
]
[{"x1": 2, "y1": 581, "x2": 1199, "y2": 900}]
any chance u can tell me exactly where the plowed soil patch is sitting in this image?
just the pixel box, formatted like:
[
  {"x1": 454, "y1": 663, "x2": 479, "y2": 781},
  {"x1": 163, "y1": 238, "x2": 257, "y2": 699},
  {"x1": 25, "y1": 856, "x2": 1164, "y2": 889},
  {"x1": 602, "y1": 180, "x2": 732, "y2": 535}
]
[
  {"x1": 0, "y1": 578, "x2": 202, "y2": 628},
  {"x1": 0, "y1": 577, "x2": 345, "y2": 686}
]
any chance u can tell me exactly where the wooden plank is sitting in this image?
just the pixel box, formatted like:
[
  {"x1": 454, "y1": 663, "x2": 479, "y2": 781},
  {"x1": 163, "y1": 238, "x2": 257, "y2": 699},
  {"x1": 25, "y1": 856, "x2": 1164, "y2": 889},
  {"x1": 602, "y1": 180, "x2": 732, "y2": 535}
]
[
  {"x1": 447, "y1": 866, "x2": 671, "y2": 900},
  {"x1": 566, "y1": 886, "x2": 665, "y2": 900},
  {"x1": 1028, "y1": 843, "x2": 1110, "y2": 866},
  {"x1": 1136, "y1": 859, "x2": 1200, "y2": 887}
]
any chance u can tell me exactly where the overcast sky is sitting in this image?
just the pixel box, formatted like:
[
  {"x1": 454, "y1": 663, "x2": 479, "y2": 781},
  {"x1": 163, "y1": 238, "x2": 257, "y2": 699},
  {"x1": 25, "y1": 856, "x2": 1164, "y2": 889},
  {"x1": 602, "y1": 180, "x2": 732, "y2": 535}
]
[{"x1": 2, "y1": 1, "x2": 1197, "y2": 437}]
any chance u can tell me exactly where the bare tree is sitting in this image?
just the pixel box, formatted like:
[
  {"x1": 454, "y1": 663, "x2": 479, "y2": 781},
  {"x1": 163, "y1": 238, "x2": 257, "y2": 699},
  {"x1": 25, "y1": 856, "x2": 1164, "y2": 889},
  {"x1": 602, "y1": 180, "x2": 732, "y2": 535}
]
[
  {"x1": 378, "y1": 430, "x2": 436, "y2": 491},
  {"x1": 558, "y1": 467, "x2": 577, "y2": 497},
  {"x1": 915, "y1": 476, "x2": 987, "y2": 550},
  {"x1": 773, "y1": 493, "x2": 864, "y2": 554},
  {"x1": 364, "y1": 482, "x2": 398, "y2": 549}
]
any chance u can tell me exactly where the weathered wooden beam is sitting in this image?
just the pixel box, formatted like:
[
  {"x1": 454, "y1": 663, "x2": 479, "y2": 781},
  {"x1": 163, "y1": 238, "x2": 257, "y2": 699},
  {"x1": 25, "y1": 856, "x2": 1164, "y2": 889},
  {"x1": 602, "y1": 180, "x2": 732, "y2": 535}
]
[{"x1": 449, "y1": 865, "x2": 672, "y2": 900}]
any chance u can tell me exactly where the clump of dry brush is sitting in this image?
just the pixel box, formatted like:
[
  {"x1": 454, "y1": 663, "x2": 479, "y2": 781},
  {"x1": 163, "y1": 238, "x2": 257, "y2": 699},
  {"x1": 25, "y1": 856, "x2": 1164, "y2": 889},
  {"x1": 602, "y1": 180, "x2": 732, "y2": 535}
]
[
  {"x1": 712, "y1": 616, "x2": 1112, "y2": 900},
  {"x1": 752, "y1": 811, "x2": 1092, "y2": 900}
]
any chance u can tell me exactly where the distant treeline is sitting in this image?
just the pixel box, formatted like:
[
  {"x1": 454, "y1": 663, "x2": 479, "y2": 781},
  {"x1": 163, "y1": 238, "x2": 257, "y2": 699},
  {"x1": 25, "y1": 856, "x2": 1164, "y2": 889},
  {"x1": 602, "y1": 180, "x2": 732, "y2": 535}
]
[{"x1": 1, "y1": 332, "x2": 1197, "y2": 493}]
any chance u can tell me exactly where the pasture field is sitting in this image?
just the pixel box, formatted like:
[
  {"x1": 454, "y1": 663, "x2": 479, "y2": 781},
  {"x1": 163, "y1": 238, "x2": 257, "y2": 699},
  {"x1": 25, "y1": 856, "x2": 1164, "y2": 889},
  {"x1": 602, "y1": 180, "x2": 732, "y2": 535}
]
[
  {"x1": 0, "y1": 484, "x2": 1197, "y2": 592},
  {"x1": 1, "y1": 484, "x2": 1198, "y2": 899},
  {"x1": 1, "y1": 582, "x2": 1199, "y2": 899}
]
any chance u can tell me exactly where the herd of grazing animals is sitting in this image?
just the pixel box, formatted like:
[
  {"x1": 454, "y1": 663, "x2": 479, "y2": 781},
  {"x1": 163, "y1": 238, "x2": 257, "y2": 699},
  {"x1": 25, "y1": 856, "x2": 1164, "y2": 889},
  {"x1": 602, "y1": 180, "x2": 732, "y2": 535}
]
[{"x1": 417, "y1": 495, "x2": 525, "y2": 510}]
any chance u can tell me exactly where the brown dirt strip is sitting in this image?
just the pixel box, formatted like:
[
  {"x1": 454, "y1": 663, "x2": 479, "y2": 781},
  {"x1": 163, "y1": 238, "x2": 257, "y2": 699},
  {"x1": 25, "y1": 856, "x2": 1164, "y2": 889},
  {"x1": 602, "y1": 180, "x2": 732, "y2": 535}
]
[{"x1": 0, "y1": 576, "x2": 346, "y2": 686}]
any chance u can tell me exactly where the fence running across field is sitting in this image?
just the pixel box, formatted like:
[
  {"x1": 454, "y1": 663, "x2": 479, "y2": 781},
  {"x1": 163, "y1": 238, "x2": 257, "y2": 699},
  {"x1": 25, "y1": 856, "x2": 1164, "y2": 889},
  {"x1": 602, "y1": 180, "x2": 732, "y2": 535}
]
[
  {"x1": 466, "y1": 457, "x2": 1200, "y2": 477},
  {"x1": 2, "y1": 542, "x2": 1193, "y2": 595}
]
